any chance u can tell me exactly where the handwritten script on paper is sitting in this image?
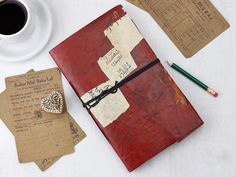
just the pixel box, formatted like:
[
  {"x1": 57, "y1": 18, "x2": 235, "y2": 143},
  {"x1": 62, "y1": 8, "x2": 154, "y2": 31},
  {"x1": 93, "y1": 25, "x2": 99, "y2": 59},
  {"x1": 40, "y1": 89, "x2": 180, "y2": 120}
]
[
  {"x1": 82, "y1": 15, "x2": 144, "y2": 127},
  {"x1": 81, "y1": 80, "x2": 130, "y2": 127},
  {"x1": 99, "y1": 15, "x2": 143, "y2": 82},
  {"x1": 35, "y1": 113, "x2": 86, "y2": 171},
  {"x1": 98, "y1": 48, "x2": 137, "y2": 82},
  {"x1": 127, "y1": 0, "x2": 230, "y2": 58},
  {"x1": 5, "y1": 68, "x2": 74, "y2": 162}
]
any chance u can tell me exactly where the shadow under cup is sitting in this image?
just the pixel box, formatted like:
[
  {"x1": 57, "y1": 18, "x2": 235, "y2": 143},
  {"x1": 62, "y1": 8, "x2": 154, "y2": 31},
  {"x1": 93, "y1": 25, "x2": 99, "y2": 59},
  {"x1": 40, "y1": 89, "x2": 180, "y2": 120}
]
[{"x1": 0, "y1": 0, "x2": 28, "y2": 36}]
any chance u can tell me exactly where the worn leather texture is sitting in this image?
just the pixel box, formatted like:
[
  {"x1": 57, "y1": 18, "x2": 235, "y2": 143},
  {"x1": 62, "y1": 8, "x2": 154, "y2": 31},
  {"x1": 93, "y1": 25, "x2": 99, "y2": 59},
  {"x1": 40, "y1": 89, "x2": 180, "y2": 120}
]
[{"x1": 50, "y1": 5, "x2": 204, "y2": 172}]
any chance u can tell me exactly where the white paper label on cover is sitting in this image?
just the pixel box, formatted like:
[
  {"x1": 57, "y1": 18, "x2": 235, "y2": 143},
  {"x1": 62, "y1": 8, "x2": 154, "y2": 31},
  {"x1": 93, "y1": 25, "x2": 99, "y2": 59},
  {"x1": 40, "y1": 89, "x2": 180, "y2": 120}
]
[
  {"x1": 98, "y1": 15, "x2": 143, "y2": 82},
  {"x1": 104, "y1": 15, "x2": 143, "y2": 56},
  {"x1": 98, "y1": 48, "x2": 137, "y2": 82},
  {"x1": 81, "y1": 80, "x2": 130, "y2": 127},
  {"x1": 84, "y1": 15, "x2": 142, "y2": 127}
]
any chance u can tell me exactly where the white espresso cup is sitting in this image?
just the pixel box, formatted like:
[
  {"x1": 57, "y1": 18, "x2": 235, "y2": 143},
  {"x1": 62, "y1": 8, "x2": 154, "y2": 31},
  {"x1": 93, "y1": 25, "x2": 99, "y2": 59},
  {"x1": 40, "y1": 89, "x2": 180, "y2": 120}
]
[{"x1": 0, "y1": 0, "x2": 34, "y2": 44}]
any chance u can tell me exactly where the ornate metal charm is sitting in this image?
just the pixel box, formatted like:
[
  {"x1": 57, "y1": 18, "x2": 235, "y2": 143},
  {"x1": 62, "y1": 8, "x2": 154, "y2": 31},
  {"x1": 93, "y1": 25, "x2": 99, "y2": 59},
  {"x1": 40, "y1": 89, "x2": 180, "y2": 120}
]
[{"x1": 41, "y1": 91, "x2": 63, "y2": 114}]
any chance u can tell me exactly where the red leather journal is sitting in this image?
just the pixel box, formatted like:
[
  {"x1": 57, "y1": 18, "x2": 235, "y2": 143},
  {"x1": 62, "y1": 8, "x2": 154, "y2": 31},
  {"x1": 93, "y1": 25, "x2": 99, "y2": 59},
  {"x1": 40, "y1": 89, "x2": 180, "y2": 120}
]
[{"x1": 50, "y1": 5, "x2": 203, "y2": 172}]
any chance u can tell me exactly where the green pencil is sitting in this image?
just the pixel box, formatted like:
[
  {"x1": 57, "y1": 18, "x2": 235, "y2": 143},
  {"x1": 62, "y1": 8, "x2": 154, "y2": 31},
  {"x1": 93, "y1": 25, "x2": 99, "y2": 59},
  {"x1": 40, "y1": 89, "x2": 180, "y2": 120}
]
[{"x1": 167, "y1": 61, "x2": 218, "y2": 97}]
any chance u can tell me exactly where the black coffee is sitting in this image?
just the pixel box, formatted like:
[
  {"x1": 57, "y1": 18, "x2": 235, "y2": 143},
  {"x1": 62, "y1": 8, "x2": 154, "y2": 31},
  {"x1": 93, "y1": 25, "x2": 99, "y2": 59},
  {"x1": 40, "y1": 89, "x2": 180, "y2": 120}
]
[{"x1": 0, "y1": 0, "x2": 28, "y2": 35}]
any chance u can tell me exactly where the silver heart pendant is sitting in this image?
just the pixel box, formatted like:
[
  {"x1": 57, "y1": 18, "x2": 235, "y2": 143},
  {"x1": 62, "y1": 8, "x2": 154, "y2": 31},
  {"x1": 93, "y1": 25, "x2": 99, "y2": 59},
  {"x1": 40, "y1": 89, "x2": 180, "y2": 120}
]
[{"x1": 41, "y1": 91, "x2": 63, "y2": 114}]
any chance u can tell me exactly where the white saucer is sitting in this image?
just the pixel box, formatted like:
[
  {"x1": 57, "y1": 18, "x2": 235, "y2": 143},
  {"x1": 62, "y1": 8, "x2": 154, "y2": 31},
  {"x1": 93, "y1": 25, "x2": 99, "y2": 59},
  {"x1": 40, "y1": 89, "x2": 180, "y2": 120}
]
[{"x1": 0, "y1": 0, "x2": 53, "y2": 62}]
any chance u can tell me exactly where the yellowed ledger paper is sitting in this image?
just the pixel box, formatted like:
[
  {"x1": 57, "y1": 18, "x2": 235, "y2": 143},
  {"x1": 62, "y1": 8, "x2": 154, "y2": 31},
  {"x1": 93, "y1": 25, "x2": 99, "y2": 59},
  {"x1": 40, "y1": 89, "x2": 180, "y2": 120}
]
[
  {"x1": 0, "y1": 90, "x2": 86, "y2": 171},
  {"x1": 5, "y1": 68, "x2": 74, "y2": 163},
  {"x1": 127, "y1": 0, "x2": 230, "y2": 58},
  {"x1": 0, "y1": 69, "x2": 86, "y2": 170},
  {"x1": 35, "y1": 114, "x2": 86, "y2": 171},
  {"x1": 127, "y1": 0, "x2": 146, "y2": 10}
]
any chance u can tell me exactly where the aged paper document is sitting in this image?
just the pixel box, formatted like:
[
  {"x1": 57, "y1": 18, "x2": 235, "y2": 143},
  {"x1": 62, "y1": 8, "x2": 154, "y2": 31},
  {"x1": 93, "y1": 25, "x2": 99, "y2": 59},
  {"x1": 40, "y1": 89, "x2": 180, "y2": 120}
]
[
  {"x1": 0, "y1": 90, "x2": 86, "y2": 171},
  {"x1": 36, "y1": 120, "x2": 86, "y2": 171},
  {"x1": 0, "y1": 91, "x2": 8, "y2": 121},
  {"x1": 127, "y1": 0, "x2": 230, "y2": 58},
  {"x1": 35, "y1": 113, "x2": 86, "y2": 171},
  {"x1": 127, "y1": 0, "x2": 145, "y2": 10},
  {"x1": 5, "y1": 68, "x2": 74, "y2": 162},
  {"x1": 0, "y1": 70, "x2": 86, "y2": 170}
]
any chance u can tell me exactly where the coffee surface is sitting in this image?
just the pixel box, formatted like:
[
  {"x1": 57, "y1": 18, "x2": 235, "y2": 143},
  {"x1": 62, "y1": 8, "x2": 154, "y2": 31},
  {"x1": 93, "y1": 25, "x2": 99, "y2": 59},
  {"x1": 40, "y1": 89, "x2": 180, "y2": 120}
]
[{"x1": 0, "y1": 0, "x2": 28, "y2": 35}]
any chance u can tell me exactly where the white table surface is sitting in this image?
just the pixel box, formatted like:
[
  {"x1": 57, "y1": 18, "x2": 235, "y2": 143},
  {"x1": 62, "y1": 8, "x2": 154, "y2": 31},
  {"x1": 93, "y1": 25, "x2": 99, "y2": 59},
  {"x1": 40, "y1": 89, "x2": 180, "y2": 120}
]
[{"x1": 0, "y1": 0, "x2": 236, "y2": 177}]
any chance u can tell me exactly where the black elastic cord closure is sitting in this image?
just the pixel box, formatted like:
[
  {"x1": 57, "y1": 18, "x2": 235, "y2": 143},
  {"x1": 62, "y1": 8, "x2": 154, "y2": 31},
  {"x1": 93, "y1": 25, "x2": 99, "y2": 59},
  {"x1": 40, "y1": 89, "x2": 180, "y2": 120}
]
[{"x1": 83, "y1": 58, "x2": 160, "y2": 109}]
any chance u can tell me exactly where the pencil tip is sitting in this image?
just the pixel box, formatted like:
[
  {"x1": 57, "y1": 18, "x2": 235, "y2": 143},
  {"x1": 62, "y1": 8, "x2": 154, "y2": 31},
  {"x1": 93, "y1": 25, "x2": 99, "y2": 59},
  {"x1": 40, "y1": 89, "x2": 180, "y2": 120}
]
[{"x1": 167, "y1": 60, "x2": 173, "y2": 66}]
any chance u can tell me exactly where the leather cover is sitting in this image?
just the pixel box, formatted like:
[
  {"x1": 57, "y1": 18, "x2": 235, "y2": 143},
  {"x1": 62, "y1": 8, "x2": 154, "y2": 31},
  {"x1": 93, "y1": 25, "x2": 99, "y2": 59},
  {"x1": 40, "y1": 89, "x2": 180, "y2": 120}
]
[{"x1": 49, "y1": 5, "x2": 204, "y2": 172}]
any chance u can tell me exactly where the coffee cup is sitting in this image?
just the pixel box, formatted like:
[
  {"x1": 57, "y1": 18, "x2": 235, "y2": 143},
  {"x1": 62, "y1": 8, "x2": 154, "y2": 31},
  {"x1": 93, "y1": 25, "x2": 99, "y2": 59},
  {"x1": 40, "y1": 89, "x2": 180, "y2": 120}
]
[{"x1": 0, "y1": 0, "x2": 34, "y2": 44}]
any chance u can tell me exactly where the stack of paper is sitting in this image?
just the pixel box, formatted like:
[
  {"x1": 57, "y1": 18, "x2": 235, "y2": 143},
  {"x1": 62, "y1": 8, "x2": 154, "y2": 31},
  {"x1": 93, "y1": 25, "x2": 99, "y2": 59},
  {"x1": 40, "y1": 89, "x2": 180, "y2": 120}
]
[
  {"x1": 127, "y1": 0, "x2": 229, "y2": 58},
  {"x1": 0, "y1": 68, "x2": 86, "y2": 171}
]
